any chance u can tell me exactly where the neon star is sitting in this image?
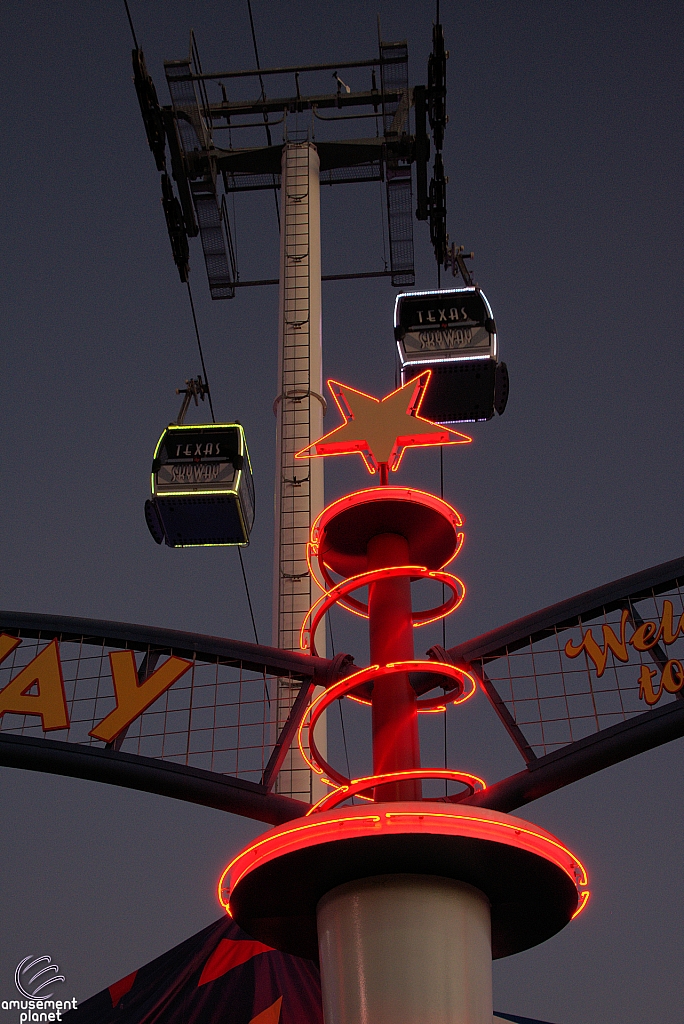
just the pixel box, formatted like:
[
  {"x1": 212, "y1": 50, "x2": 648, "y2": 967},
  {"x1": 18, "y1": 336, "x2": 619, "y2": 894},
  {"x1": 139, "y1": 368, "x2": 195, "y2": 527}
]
[{"x1": 295, "y1": 370, "x2": 471, "y2": 475}]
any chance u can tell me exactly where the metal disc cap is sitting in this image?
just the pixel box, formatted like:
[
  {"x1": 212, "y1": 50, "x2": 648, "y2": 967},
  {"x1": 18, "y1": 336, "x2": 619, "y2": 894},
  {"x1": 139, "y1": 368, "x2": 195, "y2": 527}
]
[{"x1": 314, "y1": 487, "x2": 463, "y2": 578}]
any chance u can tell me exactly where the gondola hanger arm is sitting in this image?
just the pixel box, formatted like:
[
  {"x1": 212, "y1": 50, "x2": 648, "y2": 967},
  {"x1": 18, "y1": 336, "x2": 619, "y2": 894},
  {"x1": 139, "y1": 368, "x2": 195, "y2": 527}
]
[{"x1": 174, "y1": 375, "x2": 210, "y2": 425}]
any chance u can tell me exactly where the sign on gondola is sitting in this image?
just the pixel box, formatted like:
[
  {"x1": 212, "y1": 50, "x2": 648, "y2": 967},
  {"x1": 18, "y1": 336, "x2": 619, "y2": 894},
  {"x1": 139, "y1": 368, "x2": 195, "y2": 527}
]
[{"x1": 394, "y1": 287, "x2": 508, "y2": 424}]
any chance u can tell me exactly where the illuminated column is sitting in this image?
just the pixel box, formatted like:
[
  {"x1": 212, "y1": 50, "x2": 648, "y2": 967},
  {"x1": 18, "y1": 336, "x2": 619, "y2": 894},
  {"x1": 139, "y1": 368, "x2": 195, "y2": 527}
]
[
  {"x1": 317, "y1": 874, "x2": 493, "y2": 1024},
  {"x1": 273, "y1": 141, "x2": 326, "y2": 802},
  {"x1": 367, "y1": 531, "x2": 421, "y2": 801},
  {"x1": 317, "y1": 509, "x2": 488, "y2": 1023},
  {"x1": 227, "y1": 377, "x2": 589, "y2": 1024}
]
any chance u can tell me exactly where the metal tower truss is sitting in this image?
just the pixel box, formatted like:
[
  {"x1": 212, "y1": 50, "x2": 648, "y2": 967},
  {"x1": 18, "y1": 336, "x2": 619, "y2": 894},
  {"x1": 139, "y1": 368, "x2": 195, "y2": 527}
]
[
  {"x1": 164, "y1": 56, "x2": 237, "y2": 298},
  {"x1": 132, "y1": 27, "x2": 437, "y2": 297},
  {"x1": 274, "y1": 145, "x2": 318, "y2": 654},
  {"x1": 272, "y1": 142, "x2": 326, "y2": 802},
  {"x1": 379, "y1": 38, "x2": 415, "y2": 285}
]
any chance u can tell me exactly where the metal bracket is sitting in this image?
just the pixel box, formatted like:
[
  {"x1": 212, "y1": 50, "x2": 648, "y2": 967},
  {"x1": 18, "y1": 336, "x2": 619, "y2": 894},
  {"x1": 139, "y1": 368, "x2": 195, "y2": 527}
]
[
  {"x1": 174, "y1": 376, "x2": 210, "y2": 425},
  {"x1": 273, "y1": 389, "x2": 328, "y2": 416}
]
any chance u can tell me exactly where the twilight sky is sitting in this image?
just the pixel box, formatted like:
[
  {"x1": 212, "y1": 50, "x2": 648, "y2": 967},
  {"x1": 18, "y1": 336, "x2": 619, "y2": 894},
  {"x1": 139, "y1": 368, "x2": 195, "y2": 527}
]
[{"x1": 1, "y1": 2, "x2": 683, "y2": 1022}]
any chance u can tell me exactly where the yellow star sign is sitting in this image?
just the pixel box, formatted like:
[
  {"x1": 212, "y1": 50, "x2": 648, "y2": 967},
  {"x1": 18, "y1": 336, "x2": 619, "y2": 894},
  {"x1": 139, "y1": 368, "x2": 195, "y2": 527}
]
[{"x1": 296, "y1": 370, "x2": 471, "y2": 475}]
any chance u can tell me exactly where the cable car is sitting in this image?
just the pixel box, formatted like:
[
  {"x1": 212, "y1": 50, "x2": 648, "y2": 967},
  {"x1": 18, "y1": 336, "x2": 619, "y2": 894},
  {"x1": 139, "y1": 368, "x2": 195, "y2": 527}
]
[
  {"x1": 145, "y1": 422, "x2": 255, "y2": 547},
  {"x1": 394, "y1": 287, "x2": 509, "y2": 423}
]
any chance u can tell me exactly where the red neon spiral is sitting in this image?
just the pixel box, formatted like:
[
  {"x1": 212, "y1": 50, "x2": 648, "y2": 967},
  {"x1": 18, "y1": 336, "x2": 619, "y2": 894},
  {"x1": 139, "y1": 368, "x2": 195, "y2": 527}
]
[
  {"x1": 300, "y1": 565, "x2": 465, "y2": 656},
  {"x1": 307, "y1": 769, "x2": 487, "y2": 814},
  {"x1": 298, "y1": 485, "x2": 483, "y2": 807},
  {"x1": 298, "y1": 660, "x2": 478, "y2": 785}
]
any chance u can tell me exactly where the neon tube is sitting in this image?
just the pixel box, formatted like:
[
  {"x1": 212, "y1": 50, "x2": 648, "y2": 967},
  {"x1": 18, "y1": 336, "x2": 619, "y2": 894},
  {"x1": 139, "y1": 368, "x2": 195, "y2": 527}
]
[
  {"x1": 300, "y1": 565, "x2": 465, "y2": 654},
  {"x1": 297, "y1": 661, "x2": 477, "y2": 788},
  {"x1": 307, "y1": 768, "x2": 487, "y2": 815}
]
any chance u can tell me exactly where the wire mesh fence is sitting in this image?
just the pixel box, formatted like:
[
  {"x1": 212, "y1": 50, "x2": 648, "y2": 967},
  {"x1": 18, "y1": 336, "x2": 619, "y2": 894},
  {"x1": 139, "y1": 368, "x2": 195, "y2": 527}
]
[
  {"x1": 465, "y1": 576, "x2": 684, "y2": 759},
  {"x1": 0, "y1": 619, "x2": 312, "y2": 787}
]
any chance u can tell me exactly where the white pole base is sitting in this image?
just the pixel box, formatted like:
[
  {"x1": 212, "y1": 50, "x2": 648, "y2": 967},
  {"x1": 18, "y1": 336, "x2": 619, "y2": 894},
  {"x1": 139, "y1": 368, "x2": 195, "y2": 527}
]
[{"x1": 317, "y1": 873, "x2": 492, "y2": 1024}]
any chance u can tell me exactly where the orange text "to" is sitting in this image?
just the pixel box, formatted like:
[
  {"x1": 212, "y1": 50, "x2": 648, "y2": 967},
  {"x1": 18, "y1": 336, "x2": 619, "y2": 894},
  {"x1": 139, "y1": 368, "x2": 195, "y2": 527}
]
[{"x1": 564, "y1": 602, "x2": 684, "y2": 707}]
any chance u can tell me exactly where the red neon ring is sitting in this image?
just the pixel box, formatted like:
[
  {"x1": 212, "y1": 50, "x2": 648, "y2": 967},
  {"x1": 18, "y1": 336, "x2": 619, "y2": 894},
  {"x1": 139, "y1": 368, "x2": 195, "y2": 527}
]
[
  {"x1": 307, "y1": 768, "x2": 487, "y2": 814},
  {"x1": 218, "y1": 803, "x2": 590, "y2": 930},
  {"x1": 300, "y1": 565, "x2": 465, "y2": 655},
  {"x1": 310, "y1": 532, "x2": 465, "y2": 617},
  {"x1": 309, "y1": 486, "x2": 464, "y2": 553},
  {"x1": 298, "y1": 661, "x2": 477, "y2": 787}
]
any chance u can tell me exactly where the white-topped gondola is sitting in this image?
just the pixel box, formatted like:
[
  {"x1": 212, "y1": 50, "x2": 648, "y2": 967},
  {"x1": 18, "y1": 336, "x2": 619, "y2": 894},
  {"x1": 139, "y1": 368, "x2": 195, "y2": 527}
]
[{"x1": 394, "y1": 287, "x2": 508, "y2": 423}]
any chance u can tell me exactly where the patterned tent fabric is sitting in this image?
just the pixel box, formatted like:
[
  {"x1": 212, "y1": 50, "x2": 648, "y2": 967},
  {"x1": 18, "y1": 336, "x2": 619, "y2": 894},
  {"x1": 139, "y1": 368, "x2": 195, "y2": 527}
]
[
  {"x1": 63, "y1": 912, "x2": 554, "y2": 1024},
  {"x1": 63, "y1": 915, "x2": 323, "y2": 1024}
]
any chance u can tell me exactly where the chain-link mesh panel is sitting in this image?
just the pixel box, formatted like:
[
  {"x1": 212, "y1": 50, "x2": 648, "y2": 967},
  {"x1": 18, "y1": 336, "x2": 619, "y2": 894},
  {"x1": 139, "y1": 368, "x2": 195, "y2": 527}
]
[
  {"x1": 0, "y1": 622, "x2": 312, "y2": 786},
  {"x1": 454, "y1": 566, "x2": 684, "y2": 759}
]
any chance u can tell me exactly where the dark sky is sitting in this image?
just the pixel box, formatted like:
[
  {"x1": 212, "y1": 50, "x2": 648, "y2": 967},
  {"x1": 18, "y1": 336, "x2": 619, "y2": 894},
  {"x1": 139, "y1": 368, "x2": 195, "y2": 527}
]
[{"x1": 1, "y1": 1, "x2": 683, "y2": 1021}]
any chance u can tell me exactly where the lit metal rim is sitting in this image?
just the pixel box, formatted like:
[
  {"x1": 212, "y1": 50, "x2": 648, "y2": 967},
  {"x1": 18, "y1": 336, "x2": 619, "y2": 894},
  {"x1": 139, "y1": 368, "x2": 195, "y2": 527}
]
[
  {"x1": 219, "y1": 804, "x2": 588, "y2": 905},
  {"x1": 393, "y1": 286, "x2": 495, "y2": 328},
  {"x1": 152, "y1": 538, "x2": 250, "y2": 548},
  {"x1": 150, "y1": 421, "x2": 252, "y2": 499},
  {"x1": 311, "y1": 486, "x2": 463, "y2": 547},
  {"x1": 397, "y1": 346, "x2": 493, "y2": 365},
  {"x1": 393, "y1": 287, "x2": 497, "y2": 363},
  {"x1": 308, "y1": 486, "x2": 465, "y2": 601},
  {"x1": 219, "y1": 802, "x2": 589, "y2": 928}
]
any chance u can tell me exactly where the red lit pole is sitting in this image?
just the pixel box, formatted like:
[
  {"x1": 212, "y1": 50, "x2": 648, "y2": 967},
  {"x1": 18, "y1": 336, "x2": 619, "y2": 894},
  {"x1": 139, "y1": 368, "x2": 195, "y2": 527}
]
[
  {"x1": 367, "y1": 531, "x2": 421, "y2": 800},
  {"x1": 224, "y1": 384, "x2": 589, "y2": 1024},
  {"x1": 367, "y1": 466, "x2": 421, "y2": 801}
]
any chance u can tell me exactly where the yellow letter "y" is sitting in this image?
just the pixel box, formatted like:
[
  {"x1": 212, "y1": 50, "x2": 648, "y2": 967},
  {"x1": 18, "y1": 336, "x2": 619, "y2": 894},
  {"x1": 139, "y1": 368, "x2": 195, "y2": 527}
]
[{"x1": 89, "y1": 651, "x2": 192, "y2": 744}]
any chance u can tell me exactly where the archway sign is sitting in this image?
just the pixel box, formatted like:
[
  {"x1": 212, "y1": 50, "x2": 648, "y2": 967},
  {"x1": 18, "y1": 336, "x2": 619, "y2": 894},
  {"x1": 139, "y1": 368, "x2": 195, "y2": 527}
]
[
  {"x1": 3, "y1": 375, "x2": 684, "y2": 1024},
  {"x1": 2, "y1": 543, "x2": 684, "y2": 824}
]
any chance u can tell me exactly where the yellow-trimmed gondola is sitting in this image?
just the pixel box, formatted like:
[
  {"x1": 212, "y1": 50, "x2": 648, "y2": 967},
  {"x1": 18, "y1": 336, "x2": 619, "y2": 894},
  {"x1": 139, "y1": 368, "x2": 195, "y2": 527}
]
[{"x1": 145, "y1": 422, "x2": 254, "y2": 547}]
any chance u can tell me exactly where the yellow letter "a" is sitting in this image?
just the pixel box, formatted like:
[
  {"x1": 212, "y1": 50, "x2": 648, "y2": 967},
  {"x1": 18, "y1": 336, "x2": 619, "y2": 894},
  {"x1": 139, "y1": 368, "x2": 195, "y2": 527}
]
[
  {"x1": 89, "y1": 651, "x2": 192, "y2": 744},
  {"x1": 0, "y1": 636, "x2": 70, "y2": 731}
]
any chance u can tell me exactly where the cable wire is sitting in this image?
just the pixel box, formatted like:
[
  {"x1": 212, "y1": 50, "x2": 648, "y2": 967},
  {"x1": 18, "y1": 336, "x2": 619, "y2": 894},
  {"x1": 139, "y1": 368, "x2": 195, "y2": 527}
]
[
  {"x1": 246, "y1": 0, "x2": 281, "y2": 231},
  {"x1": 125, "y1": 0, "x2": 262, "y2": 687},
  {"x1": 443, "y1": 698, "x2": 448, "y2": 796},
  {"x1": 327, "y1": 611, "x2": 352, "y2": 784},
  {"x1": 185, "y1": 281, "x2": 262, "y2": 657},
  {"x1": 238, "y1": 548, "x2": 260, "y2": 646},
  {"x1": 440, "y1": 447, "x2": 446, "y2": 648},
  {"x1": 440, "y1": 444, "x2": 448, "y2": 795},
  {"x1": 380, "y1": 182, "x2": 389, "y2": 273},
  {"x1": 186, "y1": 281, "x2": 216, "y2": 423},
  {"x1": 327, "y1": 609, "x2": 335, "y2": 658},
  {"x1": 123, "y1": 0, "x2": 139, "y2": 48},
  {"x1": 338, "y1": 697, "x2": 352, "y2": 790}
]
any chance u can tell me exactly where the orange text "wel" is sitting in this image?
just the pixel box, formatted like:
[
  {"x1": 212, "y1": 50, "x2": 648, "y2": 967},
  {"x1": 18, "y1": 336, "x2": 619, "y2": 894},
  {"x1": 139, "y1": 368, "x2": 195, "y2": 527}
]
[{"x1": 564, "y1": 602, "x2": 684, "y2": 707}]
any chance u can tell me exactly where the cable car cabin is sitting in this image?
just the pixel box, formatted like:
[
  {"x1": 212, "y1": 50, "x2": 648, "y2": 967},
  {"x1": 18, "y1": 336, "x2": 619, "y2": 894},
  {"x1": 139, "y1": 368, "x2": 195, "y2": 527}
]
[
  {"x1": 394, "y1": 287, "x2": 508, "y2": 423},
  {"x1": 145, "y1": 424, "x2": 255, "y2": 547}
]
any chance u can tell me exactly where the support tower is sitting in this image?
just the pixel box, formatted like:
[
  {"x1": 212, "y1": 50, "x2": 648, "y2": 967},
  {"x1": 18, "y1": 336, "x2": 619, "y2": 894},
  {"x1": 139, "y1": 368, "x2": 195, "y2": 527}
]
[{"x1": 273, "y1": 141, "x2": 326, "y2": 802}]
